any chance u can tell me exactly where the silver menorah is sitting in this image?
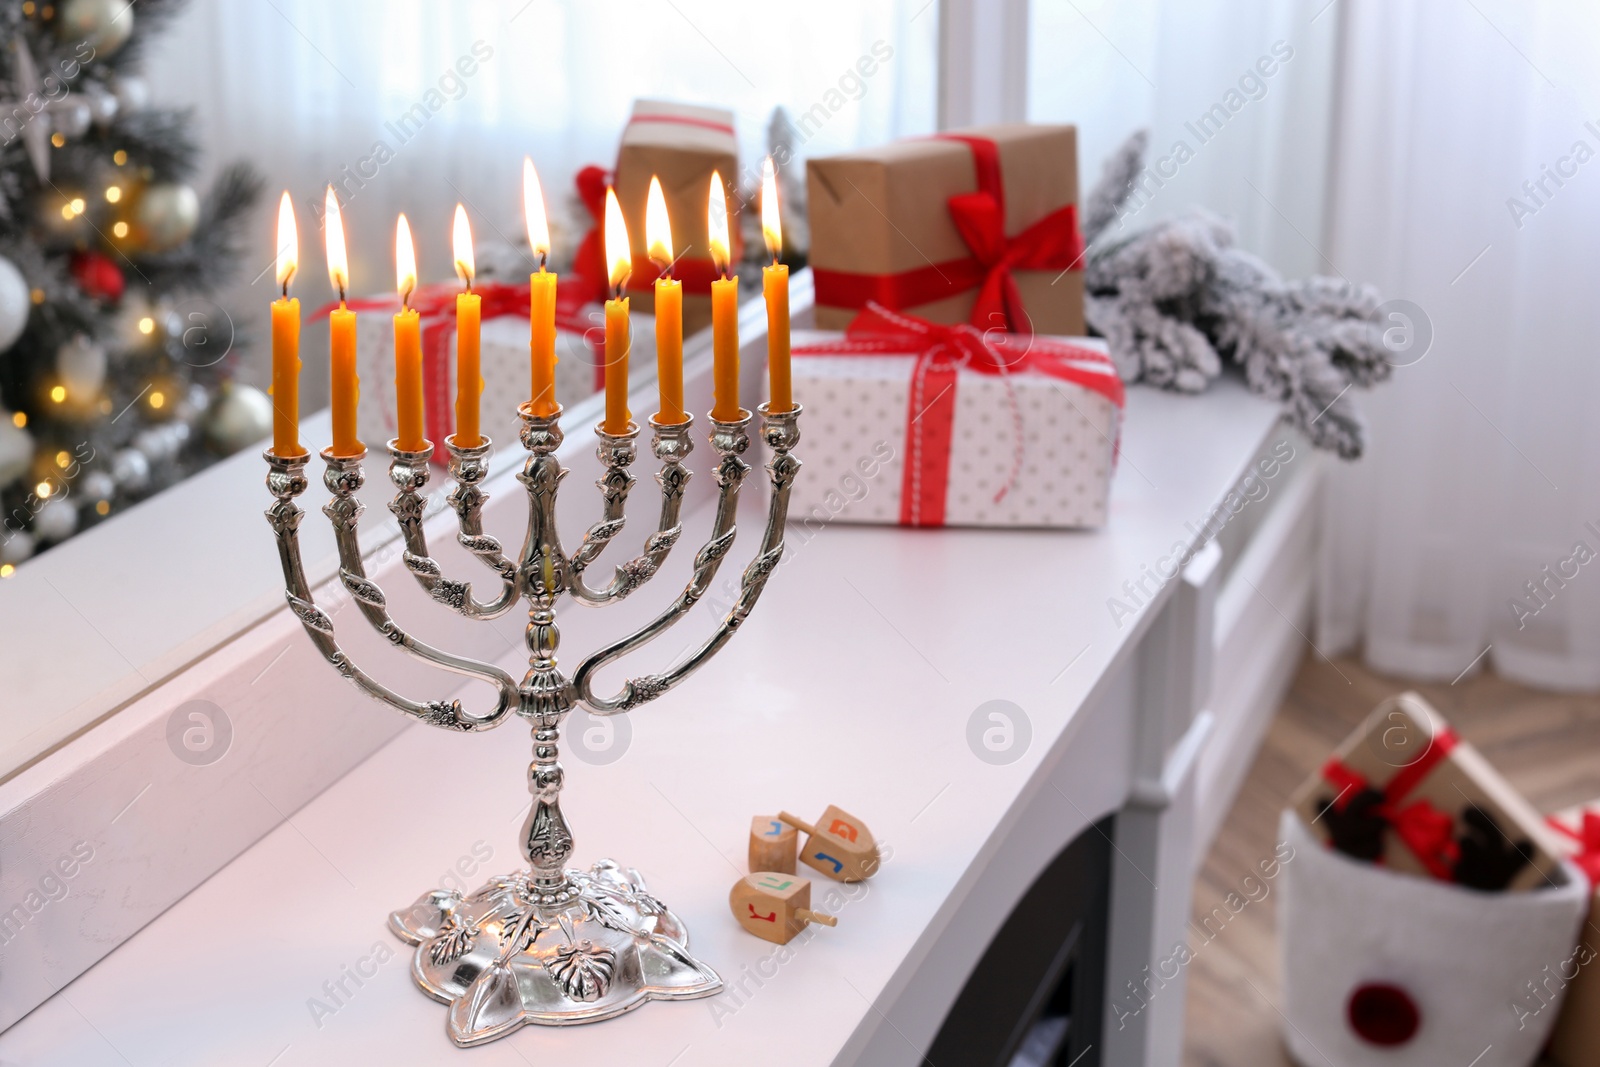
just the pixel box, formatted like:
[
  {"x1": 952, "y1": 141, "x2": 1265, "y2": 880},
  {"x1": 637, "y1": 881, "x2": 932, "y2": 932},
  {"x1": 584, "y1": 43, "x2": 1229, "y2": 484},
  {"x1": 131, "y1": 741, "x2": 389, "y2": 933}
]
[{"x1": 262, "y1": 398, "x2": 801, "y2": 1046}]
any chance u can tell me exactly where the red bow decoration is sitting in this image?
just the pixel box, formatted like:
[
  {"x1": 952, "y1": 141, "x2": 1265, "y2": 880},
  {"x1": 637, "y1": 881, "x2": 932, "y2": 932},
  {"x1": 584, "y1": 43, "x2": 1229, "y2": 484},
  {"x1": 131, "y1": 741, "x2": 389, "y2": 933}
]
[
  {"x1": 1320, "y1": 728, "x2": 1462, "y2": 880},
  {"x1": 1548, "y1": 810, "x2": 1600, "y2": 888},
  {"x1": 794, "y1": 303, "x2": 1122, "y2": 527},
  {"x1": 938, "y1": 134, "x2": 1087, "y2": 335},
  {"x1": 568, "y1": 164, "x2": 611, "y2": 309},
  {"x1": 314, "y1": 279, "x2": 603, "y2": 463}
]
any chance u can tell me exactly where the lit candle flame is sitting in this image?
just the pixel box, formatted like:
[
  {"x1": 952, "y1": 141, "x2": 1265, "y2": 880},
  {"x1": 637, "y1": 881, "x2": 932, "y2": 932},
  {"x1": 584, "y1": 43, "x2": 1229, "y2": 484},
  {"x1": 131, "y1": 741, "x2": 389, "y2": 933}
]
[
  {"x1": 276, "y1": 190, "x2": 298, "y2": 296},
  {"x1": 523, "y1": 157, "x2": 550, "y2": 268},
  {"x1": 604, "y1": 186, "x2": 631, "y2": 295},
  {"x1": 396, "y1": 213, "x2": 417, "y2": 307},
  {"x1": 645, "y1": 175, "x2": 674, "y2": 271},
  {"x1": 760, "y1": 157, "x2": 781, "y2": 264},
  {"x1": 707, "y1": 169, "x2": 730, "y2": 278},
  {"x1": 324, "y1": 186, "x2": 349, "y2": 301},
  {"x1": 452, "y1": 203, "x2": 474, "y2": 291}
]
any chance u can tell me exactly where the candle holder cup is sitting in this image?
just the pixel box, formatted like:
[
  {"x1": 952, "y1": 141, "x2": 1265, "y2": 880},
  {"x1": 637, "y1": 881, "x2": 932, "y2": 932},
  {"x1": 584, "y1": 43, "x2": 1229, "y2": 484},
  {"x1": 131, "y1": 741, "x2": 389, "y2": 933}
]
[{"x1": 261, "y1": 400, "x2": 801, "y2": 1045}]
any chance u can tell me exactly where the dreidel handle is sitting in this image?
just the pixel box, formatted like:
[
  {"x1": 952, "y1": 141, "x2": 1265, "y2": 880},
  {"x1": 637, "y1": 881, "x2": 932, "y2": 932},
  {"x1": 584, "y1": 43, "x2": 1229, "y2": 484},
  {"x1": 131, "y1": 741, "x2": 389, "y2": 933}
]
[
  {"x1": 778, "y1": 811, "x2": 818, "y2": 837},
  {"x1": 796, "y1": 908, "x2": 837, "y2": 928}
]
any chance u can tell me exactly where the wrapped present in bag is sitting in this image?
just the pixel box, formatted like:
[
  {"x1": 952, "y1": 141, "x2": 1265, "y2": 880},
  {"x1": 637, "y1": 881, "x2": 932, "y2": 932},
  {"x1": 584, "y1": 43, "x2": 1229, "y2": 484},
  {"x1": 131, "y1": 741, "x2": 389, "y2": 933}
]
[
  {"x1": 1290, "y1": 692, "x2": 1567, "y2": 890},
  {"x1": 1278, "y1": 692, "x2": 1589, "y2": 1066},
  {"x1": 807, "y1": 123, "x2": 1085, "y2": 334},
  {"x1": 1278, "y1": 809, "x2": 1587, "y2": 1067},
  {"x1": 1544, "y1": 800, "x2": 1600, "y2": 1067},
  {"x1": 785, "y1": 304, "x2": 1121, "y2": 530}
]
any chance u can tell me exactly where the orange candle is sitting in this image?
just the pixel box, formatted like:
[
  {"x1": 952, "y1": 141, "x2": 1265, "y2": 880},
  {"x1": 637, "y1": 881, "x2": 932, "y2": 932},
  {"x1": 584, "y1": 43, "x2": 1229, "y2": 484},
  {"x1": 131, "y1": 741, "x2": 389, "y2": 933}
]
[
  {"x1": 330, "y1": 306, "x2": 358, "y2": 454},
  {"x1": 760, "y1": 157, "x2": 793, "y2": 413},
  {"x1": 324, "y1": 187, "x2": 361, "y2": 457},
  {"x1": 525, "y1": 158, "x2": 559, "y2": 416},
  {"x1": 394, "y1": 213, "x2": 426, "y2": 451},
  {"x1": 602, "y1": 186, "x2": 632, "y2": 435},
  {"x1": 270, "y1": 191, "x2": 304, "y2": 456},
  {"x1": 452, "y1": 204, "x2": 482, "y2": 447},
  {"x1": 646, "y1": 175, "x2": 685, "y2": 424},
  {"x1": 708, "y1": 170, "x2": 740, "y2": 422}
]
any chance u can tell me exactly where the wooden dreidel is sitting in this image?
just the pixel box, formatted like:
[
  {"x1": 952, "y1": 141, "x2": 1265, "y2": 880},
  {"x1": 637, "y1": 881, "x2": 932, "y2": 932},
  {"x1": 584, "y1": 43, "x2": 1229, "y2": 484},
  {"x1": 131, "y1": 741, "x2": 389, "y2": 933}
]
[
  {"x1": 780, "y1": 806, "x2": 880, "y2": 883},
  {"x1": 729, "y1": 872, "x2": 838, "y2": 945},
  {"x1": 748, "y1": 815, "x2": 798, "y2": 874}
]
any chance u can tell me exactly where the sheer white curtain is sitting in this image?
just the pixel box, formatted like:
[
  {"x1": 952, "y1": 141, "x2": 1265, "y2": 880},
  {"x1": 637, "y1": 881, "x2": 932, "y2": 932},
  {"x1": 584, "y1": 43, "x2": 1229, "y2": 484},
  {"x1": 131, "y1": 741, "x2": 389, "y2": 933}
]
[
  {"x1": 142, "y1": 0, "x2": 937, "y2": 388},
  {"x1": 1319, "y1": 0, "x2": 1600, "y2": 690},
  {"x1": 1028, "y1": 0, "x2": 1341, "y2": 278}
]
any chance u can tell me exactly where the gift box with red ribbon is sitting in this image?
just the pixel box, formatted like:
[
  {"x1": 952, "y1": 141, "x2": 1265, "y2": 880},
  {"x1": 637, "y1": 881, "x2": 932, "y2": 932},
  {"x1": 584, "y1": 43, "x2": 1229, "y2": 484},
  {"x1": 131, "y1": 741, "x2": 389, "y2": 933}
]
[
  {"x1": 1290, "y1": 692, "x2": 1567, "y2": 891},
  {"x1": 807, "y1": 123, "x2": 1085, "y2": 335},
  {"x1": 787, "y1": 304, "x2": 1122, "y2": 530},
  {"x1": 341, "y1": 279, "x2": 611, "y2": 463},
  {"x1": 597, "y1": 99, "x2": 738, "y2": 338},
  {"x1": 1545, "y1": 799, "x2": 1600, "y2": 1067}
]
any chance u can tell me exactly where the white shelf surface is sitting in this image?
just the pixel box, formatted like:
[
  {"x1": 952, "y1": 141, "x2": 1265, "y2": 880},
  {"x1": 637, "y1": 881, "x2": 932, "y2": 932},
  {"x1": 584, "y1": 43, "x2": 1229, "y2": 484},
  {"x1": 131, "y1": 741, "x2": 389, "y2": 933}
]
[{"x1": 0, "y1": 376, "x2": 1282, "y2": 1066}]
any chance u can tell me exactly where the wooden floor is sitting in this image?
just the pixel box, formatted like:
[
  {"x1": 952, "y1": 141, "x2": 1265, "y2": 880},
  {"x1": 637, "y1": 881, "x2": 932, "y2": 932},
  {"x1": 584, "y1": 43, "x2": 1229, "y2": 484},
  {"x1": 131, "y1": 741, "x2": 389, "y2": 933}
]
[{"x1": 1181, "y1": 653, "x2": 1600, "y2": 1067}]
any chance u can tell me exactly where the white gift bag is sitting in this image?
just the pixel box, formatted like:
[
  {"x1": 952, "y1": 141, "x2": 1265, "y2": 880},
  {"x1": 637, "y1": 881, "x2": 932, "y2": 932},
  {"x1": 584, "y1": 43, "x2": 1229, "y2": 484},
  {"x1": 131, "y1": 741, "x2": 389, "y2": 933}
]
[{"x1": 1277, "y1": 810, "x2": 1588, "y2": 1066}]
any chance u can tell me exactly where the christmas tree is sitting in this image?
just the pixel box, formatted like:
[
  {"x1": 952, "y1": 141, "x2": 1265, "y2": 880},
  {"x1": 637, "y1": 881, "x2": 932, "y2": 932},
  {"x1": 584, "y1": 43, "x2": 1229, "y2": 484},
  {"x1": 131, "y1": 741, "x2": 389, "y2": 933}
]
[{"x1": 0, "y1": 0, "x2": 261, "y2": 573}]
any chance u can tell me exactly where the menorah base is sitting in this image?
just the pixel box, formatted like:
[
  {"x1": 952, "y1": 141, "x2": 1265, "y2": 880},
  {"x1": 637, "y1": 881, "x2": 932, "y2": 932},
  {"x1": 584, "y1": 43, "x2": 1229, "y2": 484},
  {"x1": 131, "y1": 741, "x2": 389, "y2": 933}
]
[{"x1": 388, "y1": 858, "x2": 722, "y2": 1046}]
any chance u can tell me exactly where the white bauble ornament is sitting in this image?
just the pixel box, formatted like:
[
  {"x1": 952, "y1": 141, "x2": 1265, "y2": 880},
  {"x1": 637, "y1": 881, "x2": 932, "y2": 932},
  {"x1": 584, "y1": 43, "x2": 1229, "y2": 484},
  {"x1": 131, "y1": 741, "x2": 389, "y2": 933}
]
[
  {"x1": 134, "y1": 421, "x2": 190, "y2": 464},
  {"x1": 80, "y1": 470, "x2": 114, "y2": 502},
  {"x1": 0, "y1": 416, "x2": 33, "y2": 486},
  {"x1": 205, "y1": 383, "x2": 273, "y2": 452},
  {"x1": 56, "y1": 335, "x2": 107, "y2": 395},
  {"x1": 32, "y1": 497, "x2": 78, "y2": 542},
  {"x1": 1, "y1": 530, "x2": 35, "y2": 565},
  {"x1": 86, "y1": 88, "x2": 118, "y2": 128},
  {"x1": 111, "y1": 447, "x2": 150, "y2": 492},
  {"x1": 174, "y1": 383, "x2": 210, "y2": 423},
  {"x1": 47, "y1": 97, "x2": 91, "y2": 138},
  {"x1": 113, "y1": 292, "x2": 156, "y2": 346},
  {"x1": 0, "y1": 256, "x2": 30, "y2": 353},
  {"x1": 58, "y1": 0, "x2": 135, "y2": 55},
  {"x1": 132, "y1": 183, "x2": 200, "y2": 252},
  {"x1": 111, "y1": 75, "x2": 148, "y2": 113}
]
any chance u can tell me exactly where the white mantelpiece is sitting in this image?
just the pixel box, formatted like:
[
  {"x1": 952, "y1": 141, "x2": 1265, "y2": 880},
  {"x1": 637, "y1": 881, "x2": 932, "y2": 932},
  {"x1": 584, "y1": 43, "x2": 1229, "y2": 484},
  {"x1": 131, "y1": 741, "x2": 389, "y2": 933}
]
[{"x1": 0, "y1": 274, "x2": 1314, "y2": 1065}]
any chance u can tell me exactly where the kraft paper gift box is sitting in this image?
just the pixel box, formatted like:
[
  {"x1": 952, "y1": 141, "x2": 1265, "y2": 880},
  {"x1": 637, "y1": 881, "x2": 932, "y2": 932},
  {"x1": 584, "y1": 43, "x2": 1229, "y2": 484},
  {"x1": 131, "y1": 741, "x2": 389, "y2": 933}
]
[
  {"x1": 1544, "y1": 801, "x2": 1600, "y2": 1067},
  {"x1": 351, "y1": 289, "x2": 609, "y2": 457},
  {"x1": 807, "y1": 123, "x2": 1086, "y2": 334},
  {"x1": 612, "y1": 99, "x2": 739, "y2": 338},
  {"x1": 785, "y1": 310, "x2": 1122, "y2": 530},
  {"x1": 1290, "y1": 692, "x2": 1568, "y2": 891}
]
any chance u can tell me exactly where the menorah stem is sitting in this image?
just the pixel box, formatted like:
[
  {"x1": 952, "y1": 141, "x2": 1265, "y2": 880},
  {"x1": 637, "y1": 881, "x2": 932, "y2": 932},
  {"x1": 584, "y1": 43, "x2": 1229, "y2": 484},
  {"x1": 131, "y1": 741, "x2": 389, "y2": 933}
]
[
  {"x1": 512, "y1": 404, "x2": 578, "y2": 892},
  {"x1": 520, "y1": 713, "x2": 574, "y2": 891}
]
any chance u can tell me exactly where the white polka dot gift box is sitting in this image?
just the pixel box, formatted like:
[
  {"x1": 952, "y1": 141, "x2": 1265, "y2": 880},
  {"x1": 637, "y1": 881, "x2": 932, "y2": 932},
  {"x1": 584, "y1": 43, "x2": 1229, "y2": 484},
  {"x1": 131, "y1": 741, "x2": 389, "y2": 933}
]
[{"x1": 787, "y1": 305, "x2": 1123, "y2": 530}]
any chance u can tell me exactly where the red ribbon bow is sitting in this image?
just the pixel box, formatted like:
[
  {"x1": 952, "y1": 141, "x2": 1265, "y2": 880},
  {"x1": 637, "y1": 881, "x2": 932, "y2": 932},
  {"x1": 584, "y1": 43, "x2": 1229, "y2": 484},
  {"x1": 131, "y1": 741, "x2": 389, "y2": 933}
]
[
  {"x1": 811, "y1": 134, "x2": 1085, "y2": 334},
  {"x1": 1321, "y1": 728, "x2": 1462, "y2": 880},
  {"x1": 569, "y1": 164, "x2": 612, "y2": 310},
  {"x1": 313, "y1": 278, "x2": 602, "y2": 462},
  {"x1": 938, "y1": 134, "x2": 1087, "y2": 335},
  {"x1": 1548, "y1": 811, "x2": 1600, "y2": 888},
  {"x1": 794, "y1": 303, "x2": 1122, "y2": 527}
]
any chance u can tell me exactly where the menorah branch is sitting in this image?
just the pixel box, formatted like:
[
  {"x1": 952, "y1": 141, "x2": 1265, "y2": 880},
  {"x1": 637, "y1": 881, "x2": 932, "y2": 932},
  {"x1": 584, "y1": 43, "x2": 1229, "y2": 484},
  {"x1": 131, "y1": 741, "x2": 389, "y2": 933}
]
[
  {"x1": 388, "y1": 439, "x2": 518, "y2": 620},
  {"x1": 567, "y1": 416, "x2": 694, "y2": 605},
  {"x1": 262, "y1": 449, "x2": 515, "y2": 732},
  {"x1": 571, "y1": 406, "x2": 803, "y2": 714}
]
